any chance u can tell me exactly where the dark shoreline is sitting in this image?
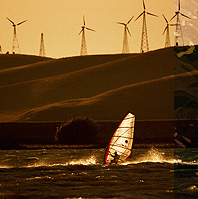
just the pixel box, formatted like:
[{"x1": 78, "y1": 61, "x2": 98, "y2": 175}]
[{"x1": 0, "y1": 119, "x2": 197, "y2": 149}]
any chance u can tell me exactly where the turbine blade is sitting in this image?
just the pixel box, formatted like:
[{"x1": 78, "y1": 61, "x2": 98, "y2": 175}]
[
  {"x1": 143, "y1": 0, "x2": 146, "y2": 10},
  {"x1": 86, "y1": 27, "x2": 95, "y2": 32},
  {"x1": 78, "y1": 28, "x2": 83, "y2": 35},
  {"x1": 146, "y1": 12, "x2": 158, "y2": 17},
  {"x1": 6, "y1": 17, "x2": 15, "y2": 25},
  {"x1": 179, "y1": 0, "x2": 180, "y2": 11},
  {"x1": 117, "y1": 22, "x2": 126, "y2": 26},
  {"x1": 17, "y1": 20, "x2": 27, "y2": 26},
  {"x1": 126, "y1": 27, "x2": 131, "y2": 36},
  {"x1": 162, "y1": 14, "x2": 168, "y2": 23},
  {"x1": 180, "y1": 13, "x2": 191, "y2": 19},
  {"x1": 127, "y1": 16, "x2": 134, "y2": 24},
  {"x1": 170, "y1": 14, "x2": 177, "y2": 21},
  {"x1": 135, "y1": 12, "x2": 144, "y2": 21},
  {"x1": 162, "y1": 26, "x2": 167, "y2": 35},
  {"x1": 170, "y1": 24, "x2": 177, "y2": 26},
  {"x1": 83, "y1": 15, "x2": 85, "y2": 26}
]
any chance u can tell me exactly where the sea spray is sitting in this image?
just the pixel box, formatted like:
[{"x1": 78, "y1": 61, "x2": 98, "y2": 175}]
[{"x1": 127, "y1": 147, "x2": 175, "y2": 164}]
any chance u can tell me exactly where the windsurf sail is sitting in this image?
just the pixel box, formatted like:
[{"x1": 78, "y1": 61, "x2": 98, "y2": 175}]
[{"x1": 104, "y1": 112, "x2": 135, "y2": 164}]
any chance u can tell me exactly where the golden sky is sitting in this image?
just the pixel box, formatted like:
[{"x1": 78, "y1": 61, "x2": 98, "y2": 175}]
[{"x1": 0, "y1": 0, "x2": 196, "y2": 58}]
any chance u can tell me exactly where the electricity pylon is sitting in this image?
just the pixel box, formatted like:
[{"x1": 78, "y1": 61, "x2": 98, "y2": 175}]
[
  {"x1": 117, "y1": 16, "x2": 134, "y2": 53},
  {"x1": 79, "y1": 16, "x2": 95, "y2": 55},
  {"x1": 170, "y1": 0, "x2": 191, "y2": 46},
  {"x1": 7, "y1": 17, "x2": 27, "y2": 54},
  {"x1": 162, "y1": 14, "x2": 176, "y2": 47},
  {"x1": 135, "y1": 0, "x2": 158, "y2": 53},
  {"x1": 39, "y1": 33, "x2": 45, "y2": 57}
]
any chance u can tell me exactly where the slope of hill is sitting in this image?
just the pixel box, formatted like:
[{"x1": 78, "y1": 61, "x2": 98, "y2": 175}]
[
  {"x1": 16, "y1": 70, "x2": 198, "y2": 122},
  {"x1": 0, "y1": 54, "x2": 52, "y2": 70},
  {"x1": 0, "y1": 54, "x2": 132, "y2": 87},
  {"x1": 16, "y1": 74, "x2": 175, "y2": 121},
  {"x1": 0, "y1": 48, "x2": 175, "y2": 120},
  {"x1": 1, "y1": 47, "x2": 198, "y2": 122}
]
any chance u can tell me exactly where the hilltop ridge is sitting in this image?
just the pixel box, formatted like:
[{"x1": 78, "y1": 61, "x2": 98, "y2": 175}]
[{"x1": 0, "y1": 54, "x2": 52, "y2": 70}]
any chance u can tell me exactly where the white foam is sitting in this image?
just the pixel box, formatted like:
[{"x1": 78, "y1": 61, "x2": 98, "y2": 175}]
[
  {"x1": 0, "y1": 165, "x2": 14, "y2": 169},
  {"x1": 121, "y1": 148, "x2": 176, "y2": 165},
  {"x1": 67, "y1": 156, "x2": 97, "y2": 165},
  {"x1": 185, "y1": 185, "x2": 198, "y2": 192}
]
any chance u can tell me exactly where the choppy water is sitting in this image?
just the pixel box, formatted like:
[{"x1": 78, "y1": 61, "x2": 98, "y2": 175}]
[{"x1": 0, "y1": 148, "x2": 197, "y2": 199}]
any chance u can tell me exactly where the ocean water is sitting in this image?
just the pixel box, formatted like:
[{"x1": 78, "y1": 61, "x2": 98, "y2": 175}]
[{"x1": 0, "y1": 148, "x2": 197, "y2": 199}]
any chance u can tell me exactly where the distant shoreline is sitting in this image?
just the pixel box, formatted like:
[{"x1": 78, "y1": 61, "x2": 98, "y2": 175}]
[{"x1": 0, "y1": 119, "x2": 197, "y2": 149}]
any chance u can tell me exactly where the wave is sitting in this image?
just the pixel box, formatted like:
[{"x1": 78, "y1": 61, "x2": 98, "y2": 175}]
[
  {"x1": 0, "y1": 156, "x2": 98, "y2": 169},
  {"x1": 0, "y1": 148, "x2": 197, "y2": 168},
  {"x1": 121, "y1": 148, "x2": 198, "y2": 166},
  {"x1": 185, "y1": 185, "x2": 198, "y2": 192}
]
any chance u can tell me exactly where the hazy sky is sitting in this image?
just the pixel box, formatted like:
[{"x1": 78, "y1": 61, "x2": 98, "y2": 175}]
[{"x1": 0, "y1": 0, "x2": 196, "y2": 58}]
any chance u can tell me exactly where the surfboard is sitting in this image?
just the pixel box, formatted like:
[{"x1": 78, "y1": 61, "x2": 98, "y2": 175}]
[{"x1": 104, "y1": 112, "x2": 135, "y2": 164}]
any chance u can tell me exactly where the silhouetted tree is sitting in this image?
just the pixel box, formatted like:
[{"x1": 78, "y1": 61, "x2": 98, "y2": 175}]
[{"x1": 55, "y1": 117, "x2": 99, "y2": 145}]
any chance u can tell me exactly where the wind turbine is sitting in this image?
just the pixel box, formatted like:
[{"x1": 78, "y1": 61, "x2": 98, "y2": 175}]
[
  {"x1": 162, "y1": 14, "x2": 176, "y2": 47},
  {"x1": 135, "y1": 0, "x2": 158, "y2": 53},
  {"x1": 79, "y1": 16, "x2": 95, "y2": 55},
  {"x1": 39, "y1": 33, "x2": 45, "y2": 57},
  {"x1": 117, "y1": 16, "x2": 134, "y2": 53},
  {"x1": 170, "y1": 0, "x2": 191, "y2": 46},
  {"x1": 7, "y1": 17, "x2": 27, "y2": 54}
]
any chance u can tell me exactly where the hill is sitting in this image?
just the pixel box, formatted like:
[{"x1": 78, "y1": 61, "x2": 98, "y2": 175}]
[
  {"x1": 1, "y1": 46, "x2": 198, "y2": 121},
  {"x1": 0, "y1": 54, "x2": 52, "y2": 70},
  {"x1": 16, "y1": 70, "x2": 198, "y2": 122},
  {"x1": 0, "y1": 54, "x2": 132, "y2": 87},
  {"x1": 0, "y1": 48, "x2": 175, "y2": 121},
  {"x1": 16, "y1": 73, "x2": 175, "y2": 121}
]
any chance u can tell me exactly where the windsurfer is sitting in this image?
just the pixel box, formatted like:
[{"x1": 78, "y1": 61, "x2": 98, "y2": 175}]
[{"x1": 110, "y1": 151, "x2": 120, "y2": 164}]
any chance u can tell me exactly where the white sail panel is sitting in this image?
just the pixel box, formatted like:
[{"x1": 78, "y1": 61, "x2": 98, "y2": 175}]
[{"x1": 104, "y1": 112, "x2": 135, "y2": 164}]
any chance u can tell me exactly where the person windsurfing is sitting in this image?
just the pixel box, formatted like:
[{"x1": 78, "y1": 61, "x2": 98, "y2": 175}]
[
  {"x1": 104, "y1": 112, "x2": 135, "y2": 165},
  {"x1": 110, "y1": 151, "x2": 120, "y2": 165}
]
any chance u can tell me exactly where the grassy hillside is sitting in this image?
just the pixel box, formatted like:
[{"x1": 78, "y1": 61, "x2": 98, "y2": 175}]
[
  {"x1": 16, "y1": 73, "x2": 175, "y2": 121},
  {"x1": 1, "y1": 47, "x2": 198, "y2": 121},
  {"x1": 0, "y1": 54, "x2": 132, "y2": 87},
  {"x1": 0, "y1": 54, "x2": 52, "y2": 70},
  {"x1": 0, "y1": 48, "x2": 174, "y2": 117},
  {"x1": 16, "y1": 70, "x2": 198, "y2": 122}
]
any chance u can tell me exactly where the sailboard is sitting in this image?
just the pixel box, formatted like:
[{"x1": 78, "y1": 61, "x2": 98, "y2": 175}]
[{"x1": 104, "y1": 112, "x2": 135, "y2": 164}]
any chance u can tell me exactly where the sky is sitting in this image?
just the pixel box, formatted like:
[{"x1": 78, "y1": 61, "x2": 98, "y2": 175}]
[{"x1": 0, "y1": 0, "x2": 197, "y2": 58}]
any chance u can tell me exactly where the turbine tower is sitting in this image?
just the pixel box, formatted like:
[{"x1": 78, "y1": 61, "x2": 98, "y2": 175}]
[
  {"x1": 162, "y1": 14, "x2": 176, "y2": 47},
  {"x1": 170, "y1": 0, "x2": 191, "y2": 46},
  {"x1": 135, "y1": 0, "x2": 158, "y2": 53},
  {"x1": 7, "y1": 17, "x2": 27, "y2": 54},
  {"x1": 39, "y1": 33, "x2": 45, "y2": 57},
  {"x1": 79, "y1": 16, "x2": 95, "y2": 55},
  {"x1": 117, "y1": 16, "x2": 134, "y2": 53}
]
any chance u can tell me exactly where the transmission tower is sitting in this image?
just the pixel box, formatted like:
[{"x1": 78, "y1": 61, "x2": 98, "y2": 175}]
[
  {"x1": 162, "y1": 14, "x2": 176, "y2": 47},
  {"x1": 80, "y1": 29, "x2": 87, "y2": 55},
  {"x1": 135, "y1": 0, "x2": 158, "y2": 53},
  {"x1": 117, "y1": 16, "x2": 134, "y2": 53},
  {"x1": 39, "y1": 33, "x2": 45, "y2": 57},
  {"x1": 140, "y1": 14, "x2": 149, "y2": 53},
  {"x1": 170, "y1": 0, "x2": 191, "y2": 46},
  {"x1": 7, "y1": 17, "x2": 27, "y2": 54},
  {"x1": 79, "y1": 16, "x2": 95, "y2": 55}
]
